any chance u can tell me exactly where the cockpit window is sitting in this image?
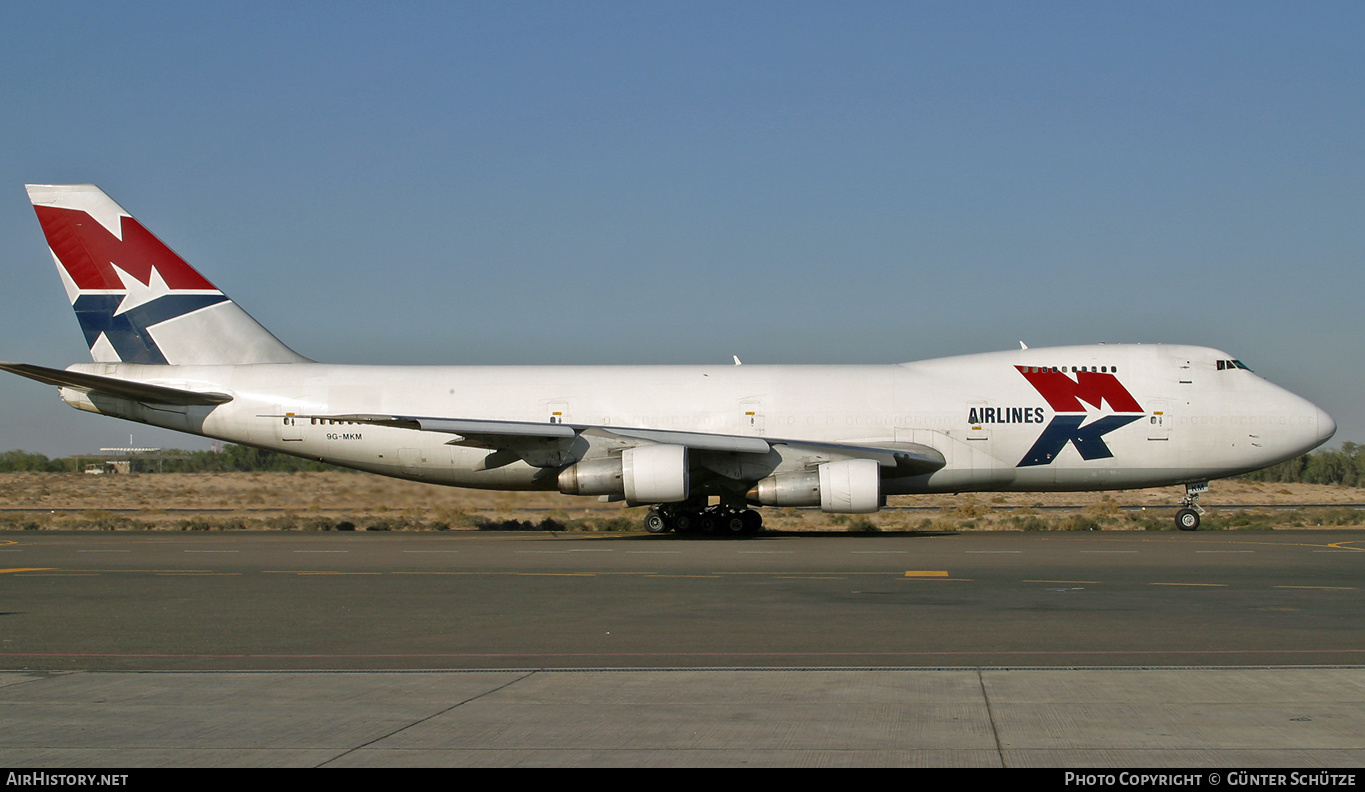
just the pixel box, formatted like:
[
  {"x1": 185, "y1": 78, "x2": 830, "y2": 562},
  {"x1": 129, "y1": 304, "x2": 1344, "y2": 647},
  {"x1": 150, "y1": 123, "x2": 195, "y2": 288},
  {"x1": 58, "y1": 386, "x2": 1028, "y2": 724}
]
[{"x1": 1216, "y1": 359, "x2": 1253, "y2": 371}]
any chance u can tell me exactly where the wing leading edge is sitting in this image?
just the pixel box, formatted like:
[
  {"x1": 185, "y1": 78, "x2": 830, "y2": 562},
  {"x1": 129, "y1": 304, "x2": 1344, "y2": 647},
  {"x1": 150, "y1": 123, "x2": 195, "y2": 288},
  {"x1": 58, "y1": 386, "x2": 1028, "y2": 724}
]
[{"x1": 295, "y1": 411, "x2": 946, "y2": 476}]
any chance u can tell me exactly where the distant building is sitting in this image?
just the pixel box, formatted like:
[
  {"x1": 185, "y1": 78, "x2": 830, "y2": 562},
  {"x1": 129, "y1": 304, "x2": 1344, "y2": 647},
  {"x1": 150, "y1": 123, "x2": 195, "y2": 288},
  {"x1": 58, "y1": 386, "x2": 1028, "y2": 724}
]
[{"x1": 76, "y1": 448, "x2": 188, "y2": 474}]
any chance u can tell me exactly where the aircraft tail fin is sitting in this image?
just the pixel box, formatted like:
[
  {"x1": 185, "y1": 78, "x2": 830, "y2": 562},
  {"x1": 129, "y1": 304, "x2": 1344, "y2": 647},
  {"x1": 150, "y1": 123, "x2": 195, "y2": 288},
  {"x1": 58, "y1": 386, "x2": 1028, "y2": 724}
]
[{"x1": 25, "y1": 184, "x2": 309, "y2": 366}]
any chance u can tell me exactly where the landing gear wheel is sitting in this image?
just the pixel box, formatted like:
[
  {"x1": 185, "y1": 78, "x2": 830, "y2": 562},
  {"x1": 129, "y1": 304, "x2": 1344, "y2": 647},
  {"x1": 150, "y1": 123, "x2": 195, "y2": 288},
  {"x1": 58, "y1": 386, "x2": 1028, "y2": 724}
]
[
  {"x1": 657, "y1": 506, "x2": 762, "y2": 537},
  {"x1": 1175, "y1": 482, "x2": 1208, "y2": 532},
  {"x1": 643, "y1": 509, "x2": 671, "y2": 534},
  {"x1": 1175, "y1": 508, "x2": 1200, "y2": 531},
  {"x1": 721, "y1": 513, "x2": 747, "y2": 535}
]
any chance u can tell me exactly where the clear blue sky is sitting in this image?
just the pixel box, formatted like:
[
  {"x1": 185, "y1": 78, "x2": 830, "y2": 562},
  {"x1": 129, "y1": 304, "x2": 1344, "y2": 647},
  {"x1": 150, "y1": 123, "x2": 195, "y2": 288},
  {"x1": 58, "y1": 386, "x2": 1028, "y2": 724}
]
[{"x1": 1, "y1": 1, "x2": 1360, "y2": 456}]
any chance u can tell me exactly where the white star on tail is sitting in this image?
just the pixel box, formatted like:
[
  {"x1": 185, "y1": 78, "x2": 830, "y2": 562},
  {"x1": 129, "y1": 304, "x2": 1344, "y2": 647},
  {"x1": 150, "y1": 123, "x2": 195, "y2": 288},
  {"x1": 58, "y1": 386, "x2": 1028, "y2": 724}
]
[{"x1": 109, "y1": 263, "x2": 219, "y2": 316}]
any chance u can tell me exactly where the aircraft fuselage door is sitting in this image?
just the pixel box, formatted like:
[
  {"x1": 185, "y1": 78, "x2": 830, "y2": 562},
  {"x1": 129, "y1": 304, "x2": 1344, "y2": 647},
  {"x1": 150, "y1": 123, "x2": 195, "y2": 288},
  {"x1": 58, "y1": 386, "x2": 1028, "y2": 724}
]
[
  {"x1": 1148, "y1": 400, "x2": 1170, "y2": 441},
  {"x1": 740, "y1": 400, "x2": 765, "y2": 436},
  {"x1": 276, "y1": 409, "x2": 302, "y2": 442},
  {"x1": 967, "y1": 401, "x2": 988, "y2": 440}
]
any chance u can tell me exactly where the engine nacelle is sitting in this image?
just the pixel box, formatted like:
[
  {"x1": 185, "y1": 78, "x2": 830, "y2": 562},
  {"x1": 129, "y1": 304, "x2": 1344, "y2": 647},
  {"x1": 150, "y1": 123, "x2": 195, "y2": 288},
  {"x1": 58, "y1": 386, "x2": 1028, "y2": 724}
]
[
  {"x1": 622, "y1": 444, "x2": 689, "y2": 503},
  {"x1": 747, "y1": 470, "x2": 821, "y2": 507},
  {"x1": 818, "y1": 458, "x2": 881, "y2": 513},
  {"x1": 748, "y1": 459, "x2": 882, "y2": 514},
  {"x1": 556, "y1": 456, "x2": 623, "y2": 496},
  {"x1": 557, "y1": 444, "x2": 689, "y2": 503}
]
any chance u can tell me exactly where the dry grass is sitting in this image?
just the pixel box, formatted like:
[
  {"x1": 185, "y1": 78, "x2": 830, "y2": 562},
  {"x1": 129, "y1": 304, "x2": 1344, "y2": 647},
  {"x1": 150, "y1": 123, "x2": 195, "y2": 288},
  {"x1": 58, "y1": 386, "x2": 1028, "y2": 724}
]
[{"x1": 0, "y1": 472, "x2": 1360, "y2": 533}]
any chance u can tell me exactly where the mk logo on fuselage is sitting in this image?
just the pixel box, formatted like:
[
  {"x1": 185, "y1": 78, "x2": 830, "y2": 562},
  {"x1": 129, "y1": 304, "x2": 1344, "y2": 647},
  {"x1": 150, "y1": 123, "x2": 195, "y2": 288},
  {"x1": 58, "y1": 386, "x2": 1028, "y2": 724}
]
[{"x1": 1011, "y1": 366, "x2": 1144, "y2": 467}]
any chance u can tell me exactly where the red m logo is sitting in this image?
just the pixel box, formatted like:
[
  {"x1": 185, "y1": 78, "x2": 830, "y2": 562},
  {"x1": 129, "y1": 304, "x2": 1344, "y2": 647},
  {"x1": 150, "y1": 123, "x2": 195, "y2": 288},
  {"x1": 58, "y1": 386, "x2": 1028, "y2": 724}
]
[
  {"x1": 32, "y1": 206, "x2": 216, "y2": 292},
  {"x1": 1015, "y1": 366, "x2": 1142, "y2": 413}
]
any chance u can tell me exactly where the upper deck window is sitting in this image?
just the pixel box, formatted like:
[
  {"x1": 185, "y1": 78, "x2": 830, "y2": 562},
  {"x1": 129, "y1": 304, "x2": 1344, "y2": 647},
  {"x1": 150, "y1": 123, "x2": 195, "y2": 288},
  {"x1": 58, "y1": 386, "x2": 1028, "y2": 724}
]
[{"x1": 1028, "y1": 364, "x2": 1116, "y2": 374}]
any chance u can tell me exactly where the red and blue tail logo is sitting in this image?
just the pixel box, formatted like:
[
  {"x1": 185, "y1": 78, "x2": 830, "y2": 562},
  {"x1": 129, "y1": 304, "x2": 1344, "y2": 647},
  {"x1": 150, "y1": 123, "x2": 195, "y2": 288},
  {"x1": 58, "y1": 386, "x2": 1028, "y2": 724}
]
[
  {"x1": 1014, "y1": 366, "x2": 1144, "y2": 467},
  {"x1": 32, "y1": 201, "x2": 228, "y2": 365},
  {"x1": 27, "y1": 184, "x2": 305, "y2": 366}
]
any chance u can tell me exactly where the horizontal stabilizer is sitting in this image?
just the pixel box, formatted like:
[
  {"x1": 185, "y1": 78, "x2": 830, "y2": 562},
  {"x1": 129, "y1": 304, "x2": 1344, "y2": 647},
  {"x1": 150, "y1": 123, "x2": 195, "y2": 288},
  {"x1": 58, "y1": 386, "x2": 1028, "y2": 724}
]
[{"x1": 0, "y1": 362, "x2": 233, "y2": 406}]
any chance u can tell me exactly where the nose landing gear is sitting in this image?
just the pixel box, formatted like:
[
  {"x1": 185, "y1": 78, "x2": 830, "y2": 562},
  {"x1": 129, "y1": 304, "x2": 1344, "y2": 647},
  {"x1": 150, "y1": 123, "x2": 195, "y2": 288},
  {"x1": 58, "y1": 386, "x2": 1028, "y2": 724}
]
[{"x1": 1175, "y1": 482, "x2": 1208, "y2": 531}]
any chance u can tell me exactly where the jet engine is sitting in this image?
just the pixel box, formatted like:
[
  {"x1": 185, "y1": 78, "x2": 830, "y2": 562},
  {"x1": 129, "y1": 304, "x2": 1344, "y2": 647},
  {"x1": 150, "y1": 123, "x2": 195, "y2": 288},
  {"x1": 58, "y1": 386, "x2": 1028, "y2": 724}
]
[
  {"x1": 557, "y1": 444, "x2": 689, "y2": 503},
  {"x1": 747, "y1": 458, "x2": 881, "y2": 514}
]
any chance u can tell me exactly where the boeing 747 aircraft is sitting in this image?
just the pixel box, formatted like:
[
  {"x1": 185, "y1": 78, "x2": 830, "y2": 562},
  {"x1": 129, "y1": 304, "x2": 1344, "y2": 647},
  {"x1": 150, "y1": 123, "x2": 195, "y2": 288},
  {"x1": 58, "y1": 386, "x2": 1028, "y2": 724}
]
[{"x1": 3, "y1": 185, "x2": 1336, "y2": 533}]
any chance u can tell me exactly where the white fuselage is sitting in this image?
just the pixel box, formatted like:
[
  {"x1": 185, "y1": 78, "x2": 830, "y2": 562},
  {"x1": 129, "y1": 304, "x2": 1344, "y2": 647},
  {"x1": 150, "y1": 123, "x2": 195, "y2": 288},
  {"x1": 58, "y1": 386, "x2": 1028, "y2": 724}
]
[{"x1": 61, "y1": 343, "x2": 1334, "y2": 496}]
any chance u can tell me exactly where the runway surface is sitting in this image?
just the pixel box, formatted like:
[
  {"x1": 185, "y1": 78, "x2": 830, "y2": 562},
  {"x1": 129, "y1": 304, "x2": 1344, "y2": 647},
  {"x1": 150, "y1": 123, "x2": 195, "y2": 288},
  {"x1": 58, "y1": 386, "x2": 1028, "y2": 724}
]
[
  {"x1": 1, "y1": 529, "x2": 1363, "y2": 670},
  {"x1": 2, "y1": 529, "x2": 1362, "y2": 766},
  {"x1": 2, "y1": 667, "x2": 1363, "y2": 767}
]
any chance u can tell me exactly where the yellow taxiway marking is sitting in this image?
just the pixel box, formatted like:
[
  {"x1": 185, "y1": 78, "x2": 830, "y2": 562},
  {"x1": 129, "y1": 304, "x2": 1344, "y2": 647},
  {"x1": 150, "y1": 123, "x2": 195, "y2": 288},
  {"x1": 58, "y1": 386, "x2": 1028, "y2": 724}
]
[
  {"x1": 904, "y1": 571, "x2": 949, "y2": 577},
  {"x1": 1025, "y1": 579, "x2": 1101, "y2": 584},
  {"x1": 1275, "y1": 585, "x2": 1357, "y2": 591},
  {"x1": 265, "y1": 571, "x2": 382, "y2": 576},
  {"x1": 0, "y1": 568, "x2": 56, "y2": 574},
  {"x1": 714, "y1": 571, "x2": 888, "y2": 577},
  {"x1": 1151, "y1": 582, "x2": 1228, "y2": 587}
]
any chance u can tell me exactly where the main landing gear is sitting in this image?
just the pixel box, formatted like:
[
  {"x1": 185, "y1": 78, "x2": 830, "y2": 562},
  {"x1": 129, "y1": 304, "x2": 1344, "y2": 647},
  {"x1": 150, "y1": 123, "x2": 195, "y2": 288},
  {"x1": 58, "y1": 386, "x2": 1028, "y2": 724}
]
[
  {"x1": 643, "y1": 505, "x2": 764, "y2": 535},
  {"x1": 1175, "y1": 481, "x2": 1208, "y2": 531}
]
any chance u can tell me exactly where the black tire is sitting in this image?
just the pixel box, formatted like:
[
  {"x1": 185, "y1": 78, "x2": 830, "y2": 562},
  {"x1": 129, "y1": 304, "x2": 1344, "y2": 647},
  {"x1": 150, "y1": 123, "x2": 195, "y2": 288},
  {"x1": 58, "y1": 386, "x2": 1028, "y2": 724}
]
[
  {"x1": 1175, "y1": 508, "x2": 1200, "y2": 531},
  {"x1": 741, "y1": 510, "x2": 763, "y2": 534},
  {"x1": 722, "y1": 513, "x2": 747, "y2": 534},
  {"x1": 643, "y1": 510, "x2": 670, "y2": 534},
  {"x1": 673, "y1": 512, "x2": 694, "y2": 534}
]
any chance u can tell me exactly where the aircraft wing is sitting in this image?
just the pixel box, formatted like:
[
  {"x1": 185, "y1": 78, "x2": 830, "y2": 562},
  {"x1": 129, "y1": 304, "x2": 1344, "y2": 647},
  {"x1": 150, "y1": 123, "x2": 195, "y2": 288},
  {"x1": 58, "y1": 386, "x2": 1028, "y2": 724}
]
[
  {"x1": 318, "y1": 414, "x2": 577, "y2": 441},
  {"x1": 300, "y1": 412, "x2": 945, "y2": 475},
  {"x1": 0, "y1": 362, "x2": 233, "y2": 406}
]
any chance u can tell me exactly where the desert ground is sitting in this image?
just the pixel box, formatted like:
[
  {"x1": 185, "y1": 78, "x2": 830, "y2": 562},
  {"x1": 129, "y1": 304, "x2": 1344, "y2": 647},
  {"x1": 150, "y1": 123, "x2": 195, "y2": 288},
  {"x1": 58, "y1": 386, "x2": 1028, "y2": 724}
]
[{"x1": 0, "y1": 471, "x2": 1361, "y2": 532}]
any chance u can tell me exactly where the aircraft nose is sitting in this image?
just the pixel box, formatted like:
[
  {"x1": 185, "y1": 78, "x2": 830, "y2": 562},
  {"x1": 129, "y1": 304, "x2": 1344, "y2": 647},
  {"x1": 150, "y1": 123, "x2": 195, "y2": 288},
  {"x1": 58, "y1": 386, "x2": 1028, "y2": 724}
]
[
  {"x1": 1258, "y1": 389, "x2": 1336, "y2": 463},
  {"x1": 1287, "y1": 398, "x2": 1336, "y2": 457},
  {"x1": 1315, "y1": 404, "x2": 1337, "y2": 446}
]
